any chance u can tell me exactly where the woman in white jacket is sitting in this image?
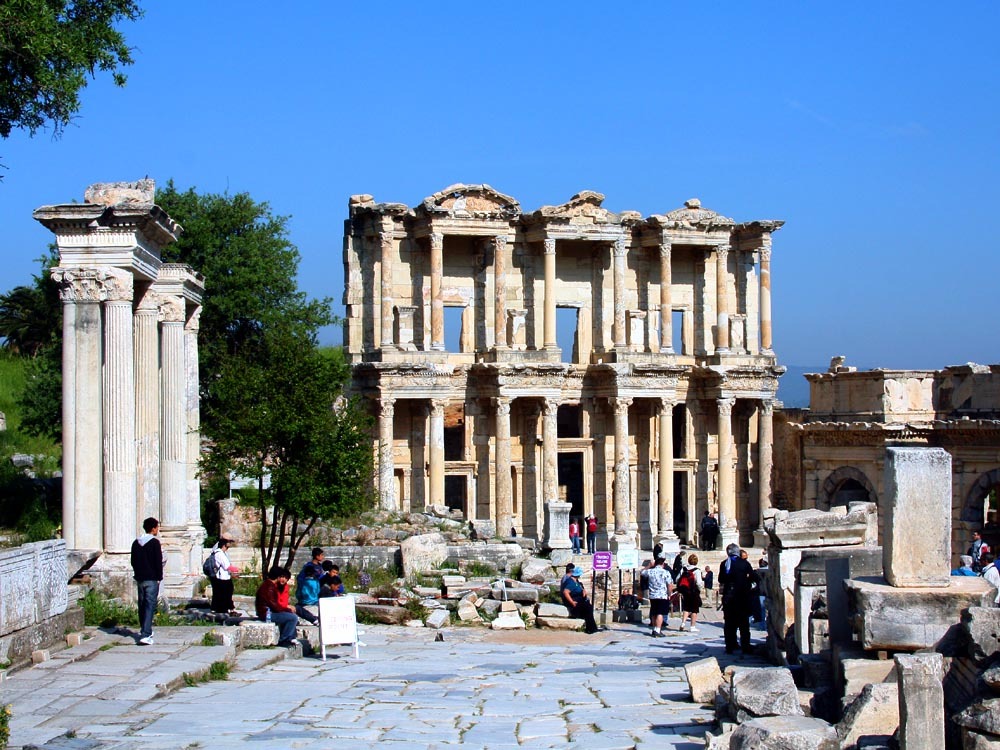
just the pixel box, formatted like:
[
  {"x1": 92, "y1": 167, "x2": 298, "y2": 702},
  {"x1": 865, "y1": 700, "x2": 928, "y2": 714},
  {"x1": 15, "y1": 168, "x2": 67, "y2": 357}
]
[{"x1": 208, "y1": 538, "x2": 237, "y2": 614}]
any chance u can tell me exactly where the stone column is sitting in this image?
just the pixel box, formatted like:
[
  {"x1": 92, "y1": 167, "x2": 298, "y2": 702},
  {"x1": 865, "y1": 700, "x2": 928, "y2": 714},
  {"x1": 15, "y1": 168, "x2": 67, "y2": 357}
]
[
  {"x1": 493, "y1": 235, "x2": 508, "y2": 350},
  {"x1": 657, "y1": 398, "x2": 679, "y2": 553},
  {"x1": 59, "y1": 286, "x2": 77, "y2": 548},
  {"x1": 184, "y1": 307, "x2": 202, "y2": 530},
  {"x1": 102, "y1": 271, "x2": 137, "y2": 553},
  {"x1": 760, "y1": 245, "x2": 773, "y2": 354},
  {"x1": 159, "y1": 296, "x2": 187, "y2": 529},
  {"x1": 612, "y1": 237, "x2": 627, "y2": 350},
  {"x1": 611, "y1": 396, "x2": 634, "y2": 550},
  {"x1": 379, "y1": 226, "x2": 395, "y2": 350},
  {"x1": 717, "y1": 397, "x2": 737, "y2": 544},
  {"x1": 758, "y1": 399, "x2": 774, "y2": 528},
  {"x1": 495, "y1": 397, "x2": 512, "y2": 537},
  {"x1": 659, "y1": 239, "x2": 673, "y2": 353},
  {"x1": 134, "y1": 288, "x2": 160, "y2": 524},
  {"x1": 543, "y1": 238, "x2": 557, "y2": 350},
  {"x1": 895, "y1": 653, "x2": 945, "y2": 750},
  {"x1": 429, "y1": 399, "x2": 446, "y2": 507},
  {"x1": 541, "y1": 397, "x2": 558, "y2": 502},
  {"x1": 716, "y1": 245, "x2": 730, "y2": 353},
  {"x1": 378, "y1": 397, "x2": 396, "y2": 511},
  {"x1": 429, "y1": 232, "x2": 444, "y2": 351}
]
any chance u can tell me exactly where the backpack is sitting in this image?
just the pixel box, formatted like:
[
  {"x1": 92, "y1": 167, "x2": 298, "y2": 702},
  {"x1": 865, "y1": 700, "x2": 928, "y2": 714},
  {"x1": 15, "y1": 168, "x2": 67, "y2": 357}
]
[
  {"x1": 677, "y1": 567, "x2": 696, "y2": 591},
  {"x1": 587, "y1": 518, "x2": 597, "y2": 533},
  {"x1": 298, "y1": 577, "x2": 320, "y2": 606},
  {"x1": 618, "y1": 593, "x2": 640, "y2": 610},
  {"x1": 202, "y1": 551, "x2": 219, "y2": 578}
]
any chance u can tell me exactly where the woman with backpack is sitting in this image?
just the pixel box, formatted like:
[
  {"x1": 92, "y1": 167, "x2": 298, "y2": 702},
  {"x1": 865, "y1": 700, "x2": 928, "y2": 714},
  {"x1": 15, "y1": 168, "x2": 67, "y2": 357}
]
[
  {"x1": 206, "y1": 538, "x2": 238, "y2": 614},
  {"x1": 676, "y1": 553, "x2": 703, "y2": 633},
  {"x1": 585, "y1": 515, "x2": 599, "y2": 553}
]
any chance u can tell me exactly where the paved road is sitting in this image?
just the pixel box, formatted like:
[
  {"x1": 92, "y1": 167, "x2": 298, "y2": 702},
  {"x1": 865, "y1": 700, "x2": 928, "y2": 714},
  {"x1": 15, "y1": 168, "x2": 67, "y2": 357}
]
[{"x1": 5, "y1": 614, "x2": 767, "y2": 749}]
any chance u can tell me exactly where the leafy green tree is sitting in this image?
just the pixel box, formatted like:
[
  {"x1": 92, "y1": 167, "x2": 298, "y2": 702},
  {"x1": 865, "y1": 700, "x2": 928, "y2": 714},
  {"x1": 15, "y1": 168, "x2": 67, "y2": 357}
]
[
  {"x1": 0, "y1": 250, "x2": 59, "y2": 357},
  {"x1": 0, "y1": 0, "x2": 142, "y2": 140}
]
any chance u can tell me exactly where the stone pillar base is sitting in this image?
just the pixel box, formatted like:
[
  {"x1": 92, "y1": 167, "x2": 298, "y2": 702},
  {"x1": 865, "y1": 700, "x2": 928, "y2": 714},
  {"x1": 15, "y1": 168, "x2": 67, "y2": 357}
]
[
  {"x1": 158, "y1": 525, "x2": 207, "y2": 599},
  {"x1": 87, "y1": 551, "x2": 141, "y2": 600},
  {"x1": 610, "y1": 534, "x2": 637, "y2": 554},
  {"x1": 719, "y1": 526, "x2": 740, "y2": 550},
  {"x1": 753, "y1": 528, "x2": 770, "y2": 550},
  {"x1": 543, "y1": 501, "x2": 572, "y2": 551},
  {"x1": 655, "y1": 535, "x2": 681, "y2": 558}
]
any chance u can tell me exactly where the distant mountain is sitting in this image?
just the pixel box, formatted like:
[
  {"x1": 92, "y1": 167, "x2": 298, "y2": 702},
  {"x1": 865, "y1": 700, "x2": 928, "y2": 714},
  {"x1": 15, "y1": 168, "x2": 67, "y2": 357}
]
[{"x1": 777, "y1": 365, "x2": 822, "y2": 408}]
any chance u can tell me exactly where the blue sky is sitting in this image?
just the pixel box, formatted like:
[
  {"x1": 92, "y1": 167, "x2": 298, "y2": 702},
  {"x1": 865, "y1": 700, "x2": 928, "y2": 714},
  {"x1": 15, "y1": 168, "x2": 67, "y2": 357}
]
[{"x1": 1, "y1": 2, "x2": 997, "y2": 372}]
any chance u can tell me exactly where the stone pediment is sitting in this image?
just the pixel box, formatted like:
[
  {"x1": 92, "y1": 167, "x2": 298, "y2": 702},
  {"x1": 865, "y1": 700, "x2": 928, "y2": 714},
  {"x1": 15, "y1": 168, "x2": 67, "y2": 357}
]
[
  {"x1": 528, "y1": 191, "x2": 622, "y2": 226},
  {"x1": 648, "y1": 198, "x2": 735, "y2": 231},
  {"x1": 418, "y1": 184, "x2": 520, "y2": 219}
]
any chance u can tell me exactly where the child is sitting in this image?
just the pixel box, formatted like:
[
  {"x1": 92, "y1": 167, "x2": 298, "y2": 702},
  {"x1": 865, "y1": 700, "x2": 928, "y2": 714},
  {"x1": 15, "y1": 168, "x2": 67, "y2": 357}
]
[{"x1": 319, "y1": 560, "x2": 345, "y2": 597}]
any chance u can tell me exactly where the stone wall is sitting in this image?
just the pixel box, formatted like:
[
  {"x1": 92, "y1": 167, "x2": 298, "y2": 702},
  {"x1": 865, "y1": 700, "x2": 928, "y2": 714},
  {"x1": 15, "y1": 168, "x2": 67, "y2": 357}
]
[{"x1": 0, "y1": 540, "x2": 81, "y2": 664}]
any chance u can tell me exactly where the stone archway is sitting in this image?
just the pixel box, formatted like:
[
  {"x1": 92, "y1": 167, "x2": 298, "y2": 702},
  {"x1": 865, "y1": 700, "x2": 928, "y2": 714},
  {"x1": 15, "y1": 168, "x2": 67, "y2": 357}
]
[
  {"x1": 821, "y1": 466, "x2": 877, "y2": 509},
  {"x1": 962, "y1": 468, "x2": 1000, "y2": 525}
]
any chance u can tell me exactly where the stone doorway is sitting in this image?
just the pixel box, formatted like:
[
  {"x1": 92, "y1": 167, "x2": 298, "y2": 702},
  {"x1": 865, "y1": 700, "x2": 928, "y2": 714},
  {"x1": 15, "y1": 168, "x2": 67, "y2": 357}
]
[
  {"x1": 673, "y1": 471, "x2": 688, "y2": 542},
  {"x1": 558, "y1": 452, "x2": 585, "y2": 521},
  {"x1": 444, "y1": 475, "x2": 465, "y2": 514}
]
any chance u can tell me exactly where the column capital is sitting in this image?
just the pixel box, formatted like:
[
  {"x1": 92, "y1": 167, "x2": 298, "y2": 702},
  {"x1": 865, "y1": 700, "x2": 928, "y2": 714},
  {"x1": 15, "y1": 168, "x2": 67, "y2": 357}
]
[
  {"x1": 158, "y1": 296, "x2": 186, "y2": 324},
  {"x1": 378, "y1": 230, "x2": 394, "y2": 251},
  {"x1": 379, "y1": 397, "x2": 396, "y2": 418},
  {"x1": 495, "y1": 397, "x2": 511, "y2": 417},
  {"x1": 759, "y1": 246, "x2": 772, "y2": 263},
  {"x1": 430, "y1": 398, "x2": 447, "y2": 416},
  {"x1": 491, "y1": 234, "x2": 508, "y2": 251},
  {"x1": 717, "y1": 397, "x2": 735, "y2": 417},
  {"x1": 760, "y1": 399, "x2": 774, "y2": 416},
  {"x1": 429, "y1": 232, "x2": 444, "y2": 250},
  {"x1": 543, "y1": 237, "x2": 556, "y2": 255},
  {"x1": 542, "y1": 398, "x2": 559, "y2": 417},
  {"x1": 716, "y1": 244, "x2": 730, "y2": 259},
  {"x1": 658, "y1": 397, "x2": 676, "y2": 413},
  {"x1": 51, "y1": 267, "x2": 109, "y2": 302},
  {"x1": 610, "y1": 396, "x2": 633, "y2": 415},
  {"x1": 184, "y1": 306, "x2": 202, "y2": 332},
  {"x1": 659, "y1": 238, "x2": 672, "y2": 257},
  {"x1": 103, "y1": 269, "x2": 134, "y2": 303},
  {"x1": 612, "y1": 236, "x2": 628, "y2": 258}
]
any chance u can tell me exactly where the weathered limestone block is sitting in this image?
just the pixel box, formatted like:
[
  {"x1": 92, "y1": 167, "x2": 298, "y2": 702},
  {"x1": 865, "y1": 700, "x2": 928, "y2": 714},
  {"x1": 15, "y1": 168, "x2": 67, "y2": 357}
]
[
  {"x1": 491, "y1": 612, "x2": 525, "y2": 630},
  {"x1": 479, "y1": 599, "x2": 501, "y2": 616},
  {"x1": 685, "y1": 656, "x2": 723, "y2": 704},
  {"x1": 496, "y1": 586, "x2": 540, "y2": 603},
  {"x1": 730, "y1": 716, "x2": 839, "y2": 749},
  {"x1": 535, "y1": 616, "x2": 584, "y2": 630},
  {"x1": 65, "y1": 632, "x2": 85, "y2": 647},
  {"x1": 521, "y1": 557, "x2": 557, "y2": 583},
  {"x1": 400, "y1": 532, "x2": 448, "y2": 578},
  {"x1": 84, "y1": 179, "x2": 155, "y2": 205},
  {"x1": 841, "y1": 658, "x2": 896, "y2": 702},
  {"x1": 846, "y1": 576, "x2": 993, "y2": 650},
  {"x1": 766, "y1": 503, "x2": 876, "y2": 549},
  {"x1": 500, "y1": 600, "x2": 518, "y2": 613},
  {"x1": 354, "y1": 604, "x2": 409, "y2": 625},
  {"x1": 536, "y1": 603, "x2": 571, "y2": 618},
  {"x1": 730, "y1": 667, "x2": 804, "y2": 719},
  {"x1": 239, "y1": 620, "x2": 279, "y2": 647},
  {"x1": 31, "y1": 649, "x2": 50, "y2": 663},
  {"x1": 895, "y1": 652, "x2": 945, "y2": 750},
  {"x1": 424, "y1": 609, "x2": 450, "y2": 629},
  {"x1": 1, "y1": 540, "x2": 69, "y2": 637},
  {"x1": 883, "y1": 447, "x2": 951, "y2": 588},
  {"x1": 204, "y1": 629, "x2": 237, "y2": 647},
  {"x1": 956, "y1": 699, "x2": 1000, "y2": 737},
  {"x1": 836, "y1": 682, "x2": 899, "y2": 749},
  {"x1": 982, "y1": 665, "x2": 1000, "y2": 692},
  {"x1": 799, "y1": 655, "x2": 834, "y2": 689},
  {"x1": 964, "y1": 607, "x2": 1000, "y2": 663},
  {"x1": 457, "y1": 598, "x2": 481, "y2": 622},
  {"x1": 963, "y1": 729, "x2": 1000, "y2": 749}
]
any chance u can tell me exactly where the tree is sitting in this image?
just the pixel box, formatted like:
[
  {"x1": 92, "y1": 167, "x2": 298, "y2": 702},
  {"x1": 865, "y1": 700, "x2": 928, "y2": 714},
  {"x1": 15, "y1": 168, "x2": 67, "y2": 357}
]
[
  {"x1": 0, "y1": 250, "x2": 60, "y2": 357},
  {"x1": 0, "y1": 0, "x2": 142, "y2": 140}
]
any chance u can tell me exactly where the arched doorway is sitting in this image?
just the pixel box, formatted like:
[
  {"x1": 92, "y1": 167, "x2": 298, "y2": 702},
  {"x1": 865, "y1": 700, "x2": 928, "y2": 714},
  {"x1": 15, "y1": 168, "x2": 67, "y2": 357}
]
[
  {"x1": 963, "y1": 468, "x2": 1000, "y2": 528},
  {"x1": 821, "y1": 466, "x2": 877, "y2": 509}
]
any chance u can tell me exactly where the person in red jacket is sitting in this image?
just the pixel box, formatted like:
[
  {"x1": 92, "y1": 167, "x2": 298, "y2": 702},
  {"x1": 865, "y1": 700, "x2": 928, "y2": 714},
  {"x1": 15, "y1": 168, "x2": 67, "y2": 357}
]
[{"x1": 255, "y1": 567, "x2": 298, "y2": 647}]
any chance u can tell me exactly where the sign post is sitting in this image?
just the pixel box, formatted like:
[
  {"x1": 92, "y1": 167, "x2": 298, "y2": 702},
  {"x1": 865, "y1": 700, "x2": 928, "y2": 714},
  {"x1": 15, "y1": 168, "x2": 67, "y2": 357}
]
[{"x1": 318, "y1": 596, "x2": 361, "y2": 661}]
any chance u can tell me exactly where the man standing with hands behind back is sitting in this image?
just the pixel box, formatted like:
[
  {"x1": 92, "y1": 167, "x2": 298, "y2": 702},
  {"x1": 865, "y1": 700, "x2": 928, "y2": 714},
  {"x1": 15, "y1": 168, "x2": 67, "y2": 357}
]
[{"x1": 130, "y1": 517, "x2": 163, "y2": 646}]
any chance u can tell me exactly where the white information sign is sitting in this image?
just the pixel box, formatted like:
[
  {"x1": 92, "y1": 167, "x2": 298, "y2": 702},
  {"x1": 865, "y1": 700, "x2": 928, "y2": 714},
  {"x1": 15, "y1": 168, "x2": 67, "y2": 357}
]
[
  {"x1": 617, "y1": 549, "x2": 639, "y2": 570},
  {"x1": 318, "y1": 595, "x2": 361, "y2": 660}
]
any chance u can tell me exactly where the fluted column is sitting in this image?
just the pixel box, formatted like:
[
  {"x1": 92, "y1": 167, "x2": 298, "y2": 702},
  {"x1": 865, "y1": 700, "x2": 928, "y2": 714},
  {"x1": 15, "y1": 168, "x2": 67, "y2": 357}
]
[
  {"x1": 542, "y1": 398, "x2": 558, "y2": 505},
  {"x1": 611, "y1": 396, "x2": 633, "y2": 538},
  {"x1": 659, "y1": 239, "x2": 673, "y2": 353},
  {"x1": 543, "y1": 238, "x2": 557, "y2": 350},
  {"x1": 59, "y1": 289, "x2": 77, "y2": 547},
  {"x1": 495, "y1": 397, "x2": 512, "y2": 536},
  {"x1": 657, "y1": 398, "x2": 679, "y2": 549},
  {"x1": 159, "y1": 296, "x2": 187, "y2": 528},
  {"x1": 758, "y1": 399, "x2": 774, "y2": 527},
  {"x1": 493, "y1": 235, "x2": 508, "y2": 350},
  {"x1": 429, "y1": 399, "x2": 446, "y2": 507},
  {"x1": 717, "y1": 397, "x2": 736, "y2": 540},
  {"x1": 429, "y1": 232, "x2": 444, "y2": 350},
  {"x1": 760, "y1": 245, "x2": 773, "y2": 354},
  {"x1": 184, "y1": 307, "x2": 202, "y2": 528},
  {"x1": 378, "y1": 397, "x2": 396, "y2": 510},
  {"x1": 102, "y1": 271, "x2": 136, "y2": 553},
  {"x1": 134, "y1": 289, "x2": 160, "y2": 524},
  {"x1": 613, "y1": 237, "x2": 627, "y2": 349},
  {"x1": 379, "y1": 225, "x2": 395, "y2": 350},
  {"x1": 716, "y1": 244, "x2": 730, "y2": 353}
]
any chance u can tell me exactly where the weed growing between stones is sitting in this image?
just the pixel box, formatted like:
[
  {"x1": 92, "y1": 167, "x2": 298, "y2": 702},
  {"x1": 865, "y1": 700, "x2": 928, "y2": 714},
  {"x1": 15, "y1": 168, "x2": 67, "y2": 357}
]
[
  {"x1": 0, "y1": 703, "x2": 10, "y2": 750},
  {"x1": 183, "y1": 660, "x2": 230, "y2": 687},
  {"x1": 339, "y1": 564, "x2": 399, "y2": 594},
  {"x1": 462, "y1": 561, "x2": 498, "y2": 577},
  {"x1": 200, "y1": 633, "x2": 217, "y2": 647},
  {"x1": 402, "y1": 598, "x2": 428, "y2": 621},
  {"x1": 81, "y1": 590, "x2": 215, "y2": 628},
  {"x1": 98, "y1": 643, "x2": 115, "y2": 652}
]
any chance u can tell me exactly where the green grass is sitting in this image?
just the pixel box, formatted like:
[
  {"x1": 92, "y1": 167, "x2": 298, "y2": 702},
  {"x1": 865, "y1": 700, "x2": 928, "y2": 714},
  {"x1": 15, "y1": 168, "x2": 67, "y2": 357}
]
[
  {"x1": 182, "y1": 660, "x2": 230, "y2": 687},
  {"x1": 98, "y1": 643, "x2": 116, "y2": 652},
  {"x1": 338, "y1": 563, "x2": 400, "y2": 594},
  {"x1": 462, "y1": 561, "x2": 497, "y2": 577},
  {"x1": 81, "y1": 589, "x2": 211, "y2": 628}
]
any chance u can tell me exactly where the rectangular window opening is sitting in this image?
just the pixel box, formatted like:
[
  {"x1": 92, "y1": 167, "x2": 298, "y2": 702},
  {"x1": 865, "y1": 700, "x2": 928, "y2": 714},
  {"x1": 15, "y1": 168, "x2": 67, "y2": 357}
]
[
  {"x1": 444, "y1": 306, "x2": 463, "y2": 352},
  {"x1": 556, "y1": 307, "x2": 579, "y2": 363}
]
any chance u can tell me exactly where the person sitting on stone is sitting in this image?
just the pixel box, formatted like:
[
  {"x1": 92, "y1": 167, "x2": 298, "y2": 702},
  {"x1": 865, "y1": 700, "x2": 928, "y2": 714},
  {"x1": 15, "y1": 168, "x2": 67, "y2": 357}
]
[
  {"x1": 982, "y1": 554, "x2": 1000, "y2": 605},
  {"x1": 560, "y1": 565, "x2": 599, "y2": 634},
  {"x1": 952, "y1": 554, "x2": 978, "y2": 576},
  {"x1": 970, "y1": 531, "x2": 991, "y2": 573},
  {"x1": 255, "y1": 566, "x2": 299, "y2": 647},
  {"x1": 319, "y1": 561, "x2": 345, "y2": 597}
]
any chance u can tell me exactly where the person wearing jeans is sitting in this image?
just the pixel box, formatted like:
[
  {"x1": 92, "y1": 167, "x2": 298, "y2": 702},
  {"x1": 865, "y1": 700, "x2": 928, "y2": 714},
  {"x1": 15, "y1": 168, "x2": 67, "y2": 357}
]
[
  {"x1": 255, "y1": 567, "x2": 299, "y2": 646},
  {"x1": 130, "y1": 517, "x2": 164, "y2": 645}
]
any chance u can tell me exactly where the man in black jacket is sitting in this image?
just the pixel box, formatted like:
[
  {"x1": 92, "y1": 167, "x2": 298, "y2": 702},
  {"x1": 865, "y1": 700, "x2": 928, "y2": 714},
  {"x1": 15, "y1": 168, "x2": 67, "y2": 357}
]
[
  {"x1": 130, "y1": 517, "x2": 163, "y2": 645},
  {"x1": 718, "y1": 543, "x2": 754, "y2": 655}
]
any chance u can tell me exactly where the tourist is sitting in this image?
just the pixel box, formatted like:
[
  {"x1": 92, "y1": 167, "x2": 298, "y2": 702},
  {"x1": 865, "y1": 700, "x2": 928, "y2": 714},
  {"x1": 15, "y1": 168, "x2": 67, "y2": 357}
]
[
  {"x1": 645, "y1": 557, "x2": 673, "y2": 637},
  {"x1": 718, "y1": 542, "x2": 755, "y2": 655},
  {"x1": 561, "y1": 562, "x2": 576, "y2": 589},
  {"x1": 560, "y1": 565, "x2": 599, "y2": 634},
  {"x1": 294, "y1": 547, "x2": 326, "y2": 624},
  {"x1": 569, "y1": 518, "x2": 581, "y2": 554},
  {"x1": 703, "y1": 565, "x2": 715, "y2": 606},
  {"x1": 256, "y1": 567, "x2": 299, "y2": 647},
  {"x1": 676, "y1": 554, "x2": 703, "y2": 633},
  {"x1": 754, "y1": 557, "x2": 769, "y2": 630},
  {"x1": 585, "y1": 515, "x2": 599, "y2": 553},
  {"x1": 319, "y1": 561, "x2": 345, "y2": 597},
  {"x1": 982, "y1": 554, "x2": 1000, "y2": 605},
  {"x1": 207, "y1": 537, "x2": 239, "y2": 614},
  {"x1": 671, "y1": 551, "x2": 684, "y2": 582},
  {"x1": 130, "y1": 517, "x2": 163, "y2": 646},
  {"x1": 952, "y1": 555, "x2": 978, "y2": 576},
  {"x1": 700, "y1": 511, "x2": 719, "y2": 551},
  {"x1": 970, "y1": 531, "x2": 991, "y2": 573}
]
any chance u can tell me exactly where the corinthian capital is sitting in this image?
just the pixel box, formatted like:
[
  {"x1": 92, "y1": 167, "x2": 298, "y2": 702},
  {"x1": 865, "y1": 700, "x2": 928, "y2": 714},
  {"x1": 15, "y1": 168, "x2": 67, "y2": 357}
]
[
  {"x1": 102, "y1": 269, "x2": 134, "y2": 303},
  {"x1": 429, "y1": 232, "x2": 443, "y2": 251},
  {"x1": 717, "y1": 397, "x2": 735, "y2": 417},
  {"x1": 760, "y1": 399, "x2": 774, "y2": 416},
  {"x1": 613, "y1": 237, "x2": 628, "y2": 258},
  {"x1": 379, "y1": 230, "x2": 394, "y2": 253},
  {"x1": 542, "y1": 398, "x2": 559, "y2": 417},
  {"x1": 543, "y1": 238, "x2": 556, "y2": 256},
  {"x1": 611, "y1": 396, "x2": 633, "y2": 415},
  {"x1": 759, "y1": 246, "x2": 772, "y2": 263},
  {"x1": 659, "y1": 239, "x2": 672, "y2": 258},
  {"x1": 379, "y1": 397, "x2": 396, "y2": 418},
  {"x1": 495, "y1": 397, "x2": 511, "y2": 417},
  {"x1": 158, "y1": 296, "x2": 186, "y2": 324},
  {"x1": 184, "y1": 306, "x2": 202, "y2": 332},
  {"x1": 51, "y1": 267, "x2": 108, "y2": 303},
  {"x1": 716, "y1": 244, "x2": 730, "y2": 261}
]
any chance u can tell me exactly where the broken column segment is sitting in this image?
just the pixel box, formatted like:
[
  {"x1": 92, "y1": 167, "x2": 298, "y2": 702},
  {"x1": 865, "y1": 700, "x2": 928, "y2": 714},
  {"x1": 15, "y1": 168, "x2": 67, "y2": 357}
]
[{"x1": 895, "y1": 652, "x2": 945, "y2": 750}]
